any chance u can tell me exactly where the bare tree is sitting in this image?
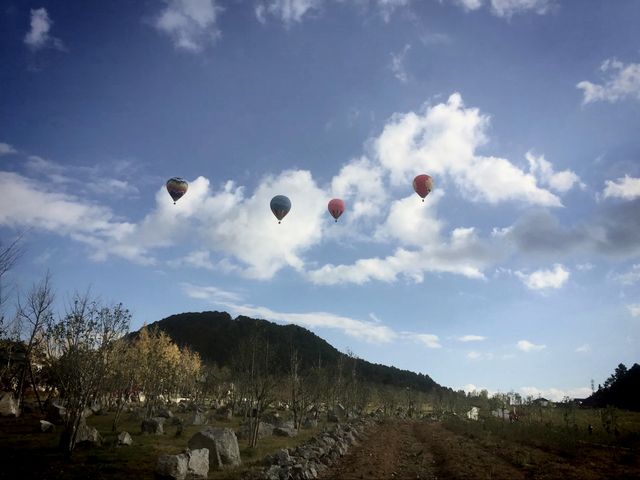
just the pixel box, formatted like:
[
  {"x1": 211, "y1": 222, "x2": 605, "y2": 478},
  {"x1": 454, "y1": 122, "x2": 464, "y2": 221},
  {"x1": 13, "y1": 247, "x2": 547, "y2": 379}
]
[
  {"x1": 16, "y1": 271, "x2": 54, "y2": 412},
  {"x1": 235, "y1": 330, "x2": 277, "y2": 448},
  {"x1": 0, "y1": 236, "x2": 23, "y2": 337},
  {"x1": 45, "y1": 294, "x2": 130, "y2": 454}
]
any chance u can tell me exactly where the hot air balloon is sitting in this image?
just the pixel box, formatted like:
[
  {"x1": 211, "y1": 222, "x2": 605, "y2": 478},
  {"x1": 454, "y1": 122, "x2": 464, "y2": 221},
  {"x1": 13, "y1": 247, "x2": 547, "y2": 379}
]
[
  {"x1": 270, "y1": 195, "x2": 291, "y2": 224},
  {"x1": 413, "y1": 174, "x2": 433, "y2": 202},
  {"x1": 166, "y1": 177, "x2": 188, "y2": 204},
  {"x1": 328, "y1": 198, "x2": 345, "y2": 222}
]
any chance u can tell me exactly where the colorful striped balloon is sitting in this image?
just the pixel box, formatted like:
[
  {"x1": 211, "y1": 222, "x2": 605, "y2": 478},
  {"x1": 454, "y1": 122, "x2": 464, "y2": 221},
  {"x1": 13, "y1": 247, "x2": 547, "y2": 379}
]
[{"x1": 166, "y1": 177, "x2": 188, "y2": 204}]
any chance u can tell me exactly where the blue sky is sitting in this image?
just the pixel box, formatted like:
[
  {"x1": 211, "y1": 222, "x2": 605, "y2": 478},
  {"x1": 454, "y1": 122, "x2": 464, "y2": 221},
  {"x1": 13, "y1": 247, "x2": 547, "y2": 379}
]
[{"x1": 1, "y1": 0, "x2": 639, "y2": 401}]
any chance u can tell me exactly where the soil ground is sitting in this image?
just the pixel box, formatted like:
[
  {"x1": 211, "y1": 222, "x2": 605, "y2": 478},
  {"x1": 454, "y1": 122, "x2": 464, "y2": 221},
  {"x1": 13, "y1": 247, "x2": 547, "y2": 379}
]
[
  {"x1": 1, "y1": 413, "x2": 638, "y2": 479},
  {"x1": 321, "y1": 419, "x2": 640, "y2": 480}
]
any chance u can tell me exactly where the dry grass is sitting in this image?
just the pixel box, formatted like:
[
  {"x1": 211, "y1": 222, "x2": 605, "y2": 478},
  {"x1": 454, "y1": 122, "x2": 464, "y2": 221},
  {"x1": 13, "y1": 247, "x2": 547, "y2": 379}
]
[{"x1": 0, "y1": 409, "x2": 324, "y2": 479}]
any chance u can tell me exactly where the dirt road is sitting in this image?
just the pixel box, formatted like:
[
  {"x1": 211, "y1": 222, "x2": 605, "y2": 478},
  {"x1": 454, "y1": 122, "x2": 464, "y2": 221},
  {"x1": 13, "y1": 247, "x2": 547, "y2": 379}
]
[{"x1": 320, "y1": 419, "x2": 640, "y2": 479}]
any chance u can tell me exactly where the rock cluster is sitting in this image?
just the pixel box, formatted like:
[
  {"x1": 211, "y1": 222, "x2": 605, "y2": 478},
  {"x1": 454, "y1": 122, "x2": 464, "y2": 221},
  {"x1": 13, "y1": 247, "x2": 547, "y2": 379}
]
[
  {"x1": 156, "y1": 448, "x2": 209, "y2": 480},
  {"x1": 188, "y1": 426, "x2": 241, "y2": 469},
  {"x1": 249, "y1": 418, "x2": 373, "y2": 480}
]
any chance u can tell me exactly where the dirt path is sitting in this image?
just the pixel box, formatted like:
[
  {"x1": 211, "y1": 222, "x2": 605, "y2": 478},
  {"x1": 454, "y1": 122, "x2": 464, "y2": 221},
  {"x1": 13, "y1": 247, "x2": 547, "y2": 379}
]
[
  {"x1": 320, "y1": 420, "x2": 437, "y2": 480},
  {"x1": 320, "y1": 419, "x2": 640, "y2": 480}
]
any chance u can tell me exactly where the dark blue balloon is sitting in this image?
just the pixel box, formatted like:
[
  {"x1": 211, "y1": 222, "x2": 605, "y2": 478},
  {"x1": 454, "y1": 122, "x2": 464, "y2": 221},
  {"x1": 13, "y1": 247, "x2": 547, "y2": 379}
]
[{"x1": 270, "y1": 195, "x2": 291, "y2": 223}]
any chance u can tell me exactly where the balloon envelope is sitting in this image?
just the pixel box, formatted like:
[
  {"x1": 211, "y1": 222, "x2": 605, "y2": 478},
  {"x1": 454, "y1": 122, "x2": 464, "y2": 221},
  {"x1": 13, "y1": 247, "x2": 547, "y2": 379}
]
[
  {"x1": 328, "y1": 198, "x2": 345, "y2": 222},
  {"x1": 413, "y1": 174, "x2": 433, "y2": 201},
  {"x1": 166, "y1": 177, "x2": 188, "y2": 204},
  {"x1": 270, "y1": 195, "x2": 291, "y2": 222}
]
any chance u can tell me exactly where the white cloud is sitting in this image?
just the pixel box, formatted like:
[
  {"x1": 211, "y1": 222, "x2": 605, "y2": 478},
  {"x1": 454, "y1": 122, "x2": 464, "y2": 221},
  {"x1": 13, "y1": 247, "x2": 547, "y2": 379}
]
[
  {"x1": 180, "y1": 282, "x2": 243, "y2": 302},
  {"x1": 575, "y1": 344, "x2": 591, "y2": 353},
  {"x1": 517, "y1": 339, "x2": 546, "y2": 352},
  {"x1": 576, "y1": 263, "x2": 594, "y2": 272},
  {"x1": 627, "y1": 304, "x2": 640, "y2": 317},
  {"x1": 0, "y1": 171, "x2": 136, "y2": 255},
  {"x1": 374, "y1": 93, "x2": 562, "y2": 206},
  {"x1": 603, "y1": 175, "x2": 640, "y2": 200},
  {"x1": 520, "y1": 386, "x2": 591, "y2": 402},
  {"x1": 154, "y1": 0, "x2": 222, "y2": 52},
  {"x1": 390, "y1": 44, "x2": 411, "y2": 83},
  {"x1": 307, "y1": 224, "x2": 495, "y2": 285},
  {"x1": 405, "y1": 332, "x2": 442, "y2": 349},
  {"x1": 24, "y1": 8, "x2": 64, "y2": 51},
  {"x1": 577, "y1": 59, "x2": 640, "y2": 104},
  {"x1": 526, "y1": 152, "x2": 582, "y2": 193},
  {"x1": 0, "y1": 143, "x2": 17, "y2": 156},
  {"x1": 454, "y1": 0, "x2": 483, "y2": 11},
  {"x1": 458, "y1": 335, "x2": 486, "y2": 342},
  {"x1": 255, "y1": 0, "x2": 322, "y2": 24},
  {"x1": 515, "y1": 264, "x2": 569, "y2": 290},
  {"x1": 490, "y1": 0, "x2": 554, "y2": 18},
  {"x1": 227, "y1": 304, "x2": 396, "y2": 343},
  {"x1": 615, "y1": 265, "x2": 640, "y2": 285},
  {"x1": 330, "y1": 156, "x2": 387, "y2": 222},
  {"x1": 461, "y1": 383, "x2": 495, "y2": 395},
  {"x1": 182, "y1": 283, "x2": 445, "y2": 345}
]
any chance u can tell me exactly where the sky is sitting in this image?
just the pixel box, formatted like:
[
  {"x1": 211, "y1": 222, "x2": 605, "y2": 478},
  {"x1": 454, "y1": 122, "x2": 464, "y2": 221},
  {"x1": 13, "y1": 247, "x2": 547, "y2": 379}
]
[{"x1": 1, "y1": 0, "x2": 639, "y2": 402}]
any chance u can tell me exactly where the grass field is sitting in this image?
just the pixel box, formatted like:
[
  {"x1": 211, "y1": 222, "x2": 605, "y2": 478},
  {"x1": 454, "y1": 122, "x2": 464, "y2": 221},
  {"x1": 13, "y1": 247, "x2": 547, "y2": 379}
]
[{"x1": 0, "y1": 409, "x2": 324, "y2": 479}]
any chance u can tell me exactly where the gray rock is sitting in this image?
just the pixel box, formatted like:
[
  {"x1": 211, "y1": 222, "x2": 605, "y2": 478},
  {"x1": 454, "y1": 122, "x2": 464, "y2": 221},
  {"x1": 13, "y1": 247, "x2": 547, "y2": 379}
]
[
  {"x1": 40, "y1": 420, "x2": 55, "y2": 432},
  {"x1": 156, "y1": 453, "x2": 188, "y2": 480},
  {"x1": 237, "y1": 421, "x2": 274, "y2": 440},
  {"x1": 274, "y1": 448, "x2": 292, "y2": 466},
  {"x1": 188, "y1": 427, "x2": 241, "y2": 468},
  {"x1": 273, "y1": 425, "x2": 297, "y2": 437},
  {"x1": 188, "y1": 411, "x2": 207, "y2": 426},
  {"x1": 142, "y1": 417, "x2": 165, "y2": 435},
  {"x1": 76, "y1": 420, "x2": 102, "y2": 446},
  {"x1": 302, "y1": 418, "x2": 318, "y2": 429},
  {"x1": 117, "y1": 431, "x2": 133, "y2": 446},
  {"x1": 157, "y1": 406, "x2": 174, "y2": 418},
  {"x1": 214, "y1": 408, "x2": 233, "y2": 421},
  {"x1": 186, "y1": 448, "x2": 209, "y2": 479},
  {"x1": 0, "y1": 392, "x2": 19, "y2": 417}
]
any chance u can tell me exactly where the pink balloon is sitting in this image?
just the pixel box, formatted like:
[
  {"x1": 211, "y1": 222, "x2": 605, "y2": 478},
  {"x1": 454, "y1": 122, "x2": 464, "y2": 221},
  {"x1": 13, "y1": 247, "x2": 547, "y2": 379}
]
[
  {"x1": 413, "y1": 174, "x2": 433, "y2": 202},
  {"x1": 328, "y1": 198, "x2": 345, "y2": 222}
]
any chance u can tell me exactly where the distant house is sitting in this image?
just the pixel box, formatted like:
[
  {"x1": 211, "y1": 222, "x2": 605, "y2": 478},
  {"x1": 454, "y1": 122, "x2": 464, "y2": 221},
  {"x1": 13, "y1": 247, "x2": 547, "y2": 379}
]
[
  {"x1": 532, "y1": 397, "x2": 550, "y2": 407},
  {"x1": 466, "y1": 406, "x2": 479, "y2": 421}
]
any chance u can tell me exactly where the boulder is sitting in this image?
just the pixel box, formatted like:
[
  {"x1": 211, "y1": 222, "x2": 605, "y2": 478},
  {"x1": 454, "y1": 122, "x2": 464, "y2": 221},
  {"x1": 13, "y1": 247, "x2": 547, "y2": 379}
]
[
  {"x1": 214, "y1": 408, "x2": 232, "y2": 421},
  {"x1": 186, "y1": 448, "x2": 209, "y2": 479},
  {"x1": 274, "y1": 448, "x2": 292, "y2": 466},
  {"x1": 117, "y1": 431, "x2": 133, "y2": 446},
  {"x1": 188, "y1": 427, "x2": 241, "y2": 468},
  {"x1": 237, "y1": 421, "x2": 274, "y2": 440},
  {"x1": 302, "y1": 418, "x2": 318, "y2": 429},
  {"x1": 142, "y1": 417, "x2": 165, "y2": 435},
  {"x1": 188, "y1": 411, "x2": 207, "y2": 426},
  {"x1": 76, "y1": 420, "x2": 102, "y2": 446},
  {"x1": 156, "y1": 453, "x2": 188, "y2": 480},
  {"x1": 157, "y1": 406, "x2": 174, "y2": 418},
  {"x1": 0, "y1": 392, "x2": 19, "y2": 417},
  {"x1": 40, "y1": 420, "x2": 55, "y2": 433},
  {"x1": 273, "y1": 424, "x2": 297, "y2": 437}
]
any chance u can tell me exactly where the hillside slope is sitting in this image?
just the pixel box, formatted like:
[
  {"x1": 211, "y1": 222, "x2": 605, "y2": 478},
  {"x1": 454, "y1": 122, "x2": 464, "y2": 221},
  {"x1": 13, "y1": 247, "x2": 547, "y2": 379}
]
[{"x1": 145, "y1": 311, "x2": 445, "y2": 394}]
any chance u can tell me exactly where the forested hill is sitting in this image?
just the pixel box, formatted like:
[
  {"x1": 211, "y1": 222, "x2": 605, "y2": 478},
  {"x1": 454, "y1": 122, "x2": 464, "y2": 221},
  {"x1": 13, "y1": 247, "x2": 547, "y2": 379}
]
[
  {"x1": 583, "y1": 363, "x2": 640, "y2": 411},
  {"x1": 144, "y1": 311, "x2": 445, "y2": 395}
]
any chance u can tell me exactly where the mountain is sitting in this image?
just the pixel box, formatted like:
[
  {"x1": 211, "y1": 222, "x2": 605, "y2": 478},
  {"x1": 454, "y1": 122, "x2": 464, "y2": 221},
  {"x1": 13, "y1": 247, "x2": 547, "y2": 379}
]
[
  {"x1": 144, "y1": 311, "x2": 445, "y2": 394},
  {"x1": 583, "y1": 363, "x2": 640, "y2": 411}
]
